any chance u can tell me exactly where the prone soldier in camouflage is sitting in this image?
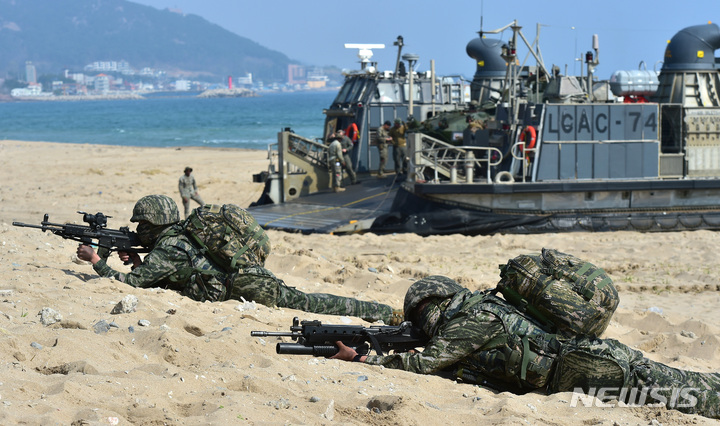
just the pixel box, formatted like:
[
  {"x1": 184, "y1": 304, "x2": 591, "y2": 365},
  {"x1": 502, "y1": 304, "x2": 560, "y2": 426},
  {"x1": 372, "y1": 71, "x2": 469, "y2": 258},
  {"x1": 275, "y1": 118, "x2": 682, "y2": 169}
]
[
  {"x1": 76, "y1": 195, "x2": 402, "y2": 324},
  {"x1": 332, "y1": 275, "x2": 720, "y2": 419}
]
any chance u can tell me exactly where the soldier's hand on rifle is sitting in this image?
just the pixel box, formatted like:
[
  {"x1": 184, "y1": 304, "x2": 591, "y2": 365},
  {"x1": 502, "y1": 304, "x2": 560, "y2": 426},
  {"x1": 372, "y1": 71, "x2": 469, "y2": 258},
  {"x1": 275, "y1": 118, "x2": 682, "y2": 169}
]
[
  {"x1": 76, "y1": 244, "x2": 101, "y2": 265},
  {"x1": 330, "y1": 341, "x2": 366, "y2": 363},
  {"x1": 96, "y1": 245, "x2": 111, "y2": 260},
  {"x1": 118, "y1": 251, "x2": 142, "y2": 268}
]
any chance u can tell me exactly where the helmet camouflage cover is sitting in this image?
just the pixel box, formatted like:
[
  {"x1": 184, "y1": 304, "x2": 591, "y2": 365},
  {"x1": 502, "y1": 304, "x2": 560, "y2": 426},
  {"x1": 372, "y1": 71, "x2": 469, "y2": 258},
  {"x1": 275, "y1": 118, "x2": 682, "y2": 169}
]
[
  {"x1": 403, "y1": 275, "x2": 463, "y2": 320},
  {"x1": 131, "y1": 195, "x2": 180, "y2": 225}
]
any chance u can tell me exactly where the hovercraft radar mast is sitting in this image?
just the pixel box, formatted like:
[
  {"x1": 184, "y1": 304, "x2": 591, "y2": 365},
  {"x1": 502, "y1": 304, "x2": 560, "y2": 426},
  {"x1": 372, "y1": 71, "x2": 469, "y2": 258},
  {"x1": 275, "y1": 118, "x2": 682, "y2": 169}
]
[{"x1": 344, "y1": 43, "x2": 385, "y2": 71}]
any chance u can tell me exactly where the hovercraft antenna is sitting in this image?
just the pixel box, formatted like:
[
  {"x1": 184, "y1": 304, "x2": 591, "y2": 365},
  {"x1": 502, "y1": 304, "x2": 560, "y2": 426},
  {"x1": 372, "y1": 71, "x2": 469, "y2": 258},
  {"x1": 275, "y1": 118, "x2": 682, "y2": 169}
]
[{"x1": 344, "y1": 43, "x2": 385, "y2": 71}]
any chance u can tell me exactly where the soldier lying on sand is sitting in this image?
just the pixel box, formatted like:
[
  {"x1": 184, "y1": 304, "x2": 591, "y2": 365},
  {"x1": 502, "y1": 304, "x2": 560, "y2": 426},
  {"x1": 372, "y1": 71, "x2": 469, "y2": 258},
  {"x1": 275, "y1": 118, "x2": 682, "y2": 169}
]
[
  {"x1": 331, "y1": 276, "x2": 720, "y2": 419},
  {"x1": 76, "y1": 195, "x2": 403, "y2": 325}
]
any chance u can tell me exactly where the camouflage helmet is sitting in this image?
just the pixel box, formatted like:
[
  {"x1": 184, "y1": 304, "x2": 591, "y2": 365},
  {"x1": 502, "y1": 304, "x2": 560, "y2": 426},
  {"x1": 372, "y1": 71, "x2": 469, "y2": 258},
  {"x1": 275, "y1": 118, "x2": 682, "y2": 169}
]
[
  {"x1": 403, "y1": 275, "x2": 463, "y2": 320},
  {"x1": 131, "y1": 195, "x2": 180, "y2": 225}
]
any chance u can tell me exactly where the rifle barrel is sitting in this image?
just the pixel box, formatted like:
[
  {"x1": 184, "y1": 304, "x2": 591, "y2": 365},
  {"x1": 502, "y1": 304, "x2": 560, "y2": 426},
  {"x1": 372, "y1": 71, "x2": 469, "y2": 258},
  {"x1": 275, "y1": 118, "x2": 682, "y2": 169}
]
[
  {"x1": 250, "y1": 331, "x2": 296, "y2": 338},
  {"x1": 12, "y1": 222, "x2": 41, "y2": 228},
  {"x1": 276, "y1": 343, "x2": 338, "y2": 356}
]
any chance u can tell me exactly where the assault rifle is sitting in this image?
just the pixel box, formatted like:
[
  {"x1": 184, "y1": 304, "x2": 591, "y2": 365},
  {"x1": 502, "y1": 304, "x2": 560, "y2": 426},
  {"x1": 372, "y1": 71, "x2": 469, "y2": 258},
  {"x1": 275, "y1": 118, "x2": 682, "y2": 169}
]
[
  {"x1": 13, "y1": 212, "x2": 148, "y2": 261},
  {"x1": 251, "y1": 317, "x2": 428, "y2": 357}
]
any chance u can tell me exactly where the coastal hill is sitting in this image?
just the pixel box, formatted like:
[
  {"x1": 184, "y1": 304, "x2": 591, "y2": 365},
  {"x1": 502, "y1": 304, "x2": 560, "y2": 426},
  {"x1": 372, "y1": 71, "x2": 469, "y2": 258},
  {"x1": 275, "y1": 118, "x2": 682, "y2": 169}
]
[{"x1": 0, "y1": 0, "x2": 293, "y2": 82}]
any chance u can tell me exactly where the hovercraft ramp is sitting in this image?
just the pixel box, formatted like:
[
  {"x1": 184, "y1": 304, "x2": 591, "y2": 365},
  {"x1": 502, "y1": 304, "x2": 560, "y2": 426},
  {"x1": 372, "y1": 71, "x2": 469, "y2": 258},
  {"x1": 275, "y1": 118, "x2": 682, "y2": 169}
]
[{"x1": 247, "y1": 176, "x2": 400, "y2": 234}]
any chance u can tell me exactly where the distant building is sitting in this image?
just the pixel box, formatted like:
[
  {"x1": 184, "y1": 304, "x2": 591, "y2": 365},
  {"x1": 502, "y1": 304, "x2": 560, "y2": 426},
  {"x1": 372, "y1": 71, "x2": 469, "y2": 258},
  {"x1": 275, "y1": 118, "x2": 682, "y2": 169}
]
[
  {"x1": 288, "y1": 64, "x2": 306, "y2": 85},
  {"x1": 25, "y1": 61, "x2": 37, "y2": 84},
  {"x1": 111, "y1": 77, "x2": 124, "y2": 90},
  {"x1": 94, "y1": 74, "x2": 110, "y2": 94},
  {"x1": 11, "y1": 83, "x2": 46, "y2": 97},
  {"x1": 175, "y1": 80, "x2": 191, "y2": 91},
  {"x1": 85, "y1": 60, "x2": 133, "y2": 74},
  {"x1": 236, "y1": 73, "x2": 253, "y2": 87},
  {"x1": 59, "y1": 83, "x2": 85, "y2": 96},
  {"x1": 307, "y1": 68, "x2": 329, "y2": 89},
  {"x1": 69, "y1": 72, "x2": 86, "y2": 84}
]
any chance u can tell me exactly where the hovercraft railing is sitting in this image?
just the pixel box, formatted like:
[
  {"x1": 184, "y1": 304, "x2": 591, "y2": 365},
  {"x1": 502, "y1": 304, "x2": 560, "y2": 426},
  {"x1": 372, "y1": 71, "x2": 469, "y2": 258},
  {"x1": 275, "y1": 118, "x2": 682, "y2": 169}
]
[
  {"x1": 411, "y1": 133, "x2": 503, "y2": 183},
  {"x1": 266, "y1": 132, "x2": 331, "y2": 176},
  {"x1": 285, "y1": 132, "x2": 330, "y2": 169}
]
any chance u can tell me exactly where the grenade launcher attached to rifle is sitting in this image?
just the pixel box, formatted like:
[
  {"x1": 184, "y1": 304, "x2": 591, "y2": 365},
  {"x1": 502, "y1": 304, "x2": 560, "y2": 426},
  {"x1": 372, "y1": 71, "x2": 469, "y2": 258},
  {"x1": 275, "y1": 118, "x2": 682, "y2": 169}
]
[
  {"x1": 251, "y1": 317, "x2": 428, "y2": 357},
  {"x1": 13, "y1": 212, "x2": 149, "y2": 259}
]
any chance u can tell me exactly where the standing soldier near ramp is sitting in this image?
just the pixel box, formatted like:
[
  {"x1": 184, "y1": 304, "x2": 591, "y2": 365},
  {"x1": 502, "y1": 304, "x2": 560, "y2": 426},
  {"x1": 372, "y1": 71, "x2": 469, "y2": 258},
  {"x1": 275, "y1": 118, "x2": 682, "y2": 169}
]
[
  {"x1": 390, "y1": 118, "x2": 408, "y2": 176},
  {"x1": 327, "y1": 136, "x2": 345, "y2": 193},
  {"x1": 335, "y1": 129, "x2": 357, "y2": 185},
  {"x1": 375, "y1": 121, "x2": 392, "y2": 177}
]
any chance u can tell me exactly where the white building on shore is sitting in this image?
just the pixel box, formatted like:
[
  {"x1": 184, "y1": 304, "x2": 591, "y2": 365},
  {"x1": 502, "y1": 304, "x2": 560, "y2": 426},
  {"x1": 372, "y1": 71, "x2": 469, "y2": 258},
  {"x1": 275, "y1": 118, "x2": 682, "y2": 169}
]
[
  {"x1": 11, "y1": 83, "x2": 49, "y2": 97},
  {"x1": 94, "y1": 74, "x2": 110, "y2": 94},
  {"x1": 175, "y1": 80, "x2": 191, "y2": 91}
]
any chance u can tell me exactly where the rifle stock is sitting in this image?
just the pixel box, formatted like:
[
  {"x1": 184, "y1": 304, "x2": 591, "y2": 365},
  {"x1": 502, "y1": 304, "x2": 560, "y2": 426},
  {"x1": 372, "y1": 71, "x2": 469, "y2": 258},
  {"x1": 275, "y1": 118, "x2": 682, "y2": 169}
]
[{"x1": 251, "y1": 317, "x2": 427, "y2": 357}]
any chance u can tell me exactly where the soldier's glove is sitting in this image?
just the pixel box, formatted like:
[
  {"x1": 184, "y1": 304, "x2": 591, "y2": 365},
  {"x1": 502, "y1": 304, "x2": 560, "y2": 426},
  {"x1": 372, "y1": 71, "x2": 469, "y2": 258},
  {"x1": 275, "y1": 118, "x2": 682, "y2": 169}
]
[
  {"x1": 96, "y1": 245, "x2": 111, "y2": 260},
  {"x1": 388, "y1": 309, "x2": 404, "y2": 326}
]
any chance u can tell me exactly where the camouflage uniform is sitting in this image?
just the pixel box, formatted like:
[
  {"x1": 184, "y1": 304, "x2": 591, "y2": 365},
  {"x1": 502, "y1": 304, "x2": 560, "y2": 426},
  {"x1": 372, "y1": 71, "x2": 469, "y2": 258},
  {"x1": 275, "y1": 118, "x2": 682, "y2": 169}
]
[
  {"x1": 338, "y1": 135, "x2": 357, "y2": 184},
  {"x1": 363, "y1": 275, "x2": 720, "y2": 419},
  {"x1": 375, "y1": 123, "x2": 391, "y2": 176},
  {"x1": 389, "y1": 121, "x2": 407, "y2": 174},
  {"x1": 229, "y1": 265, "x2": 393, "y2": 323},
  {"x1": 92, "y1": 233, "x2": 393, "y2": 322},
  {"x1": 92, "y1": 195, "x2": 396, "y2": 323},
  {"x1": 327, "y1": 139, "x2": 344, "y2": 190},
  {"x1": 178, "y1": 169, "x2": 205, "y2": 218}
]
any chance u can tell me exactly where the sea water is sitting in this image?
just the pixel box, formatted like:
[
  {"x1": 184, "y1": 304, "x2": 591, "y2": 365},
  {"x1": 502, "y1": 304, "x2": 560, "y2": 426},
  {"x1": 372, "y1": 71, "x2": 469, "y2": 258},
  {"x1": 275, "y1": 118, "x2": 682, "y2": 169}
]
[{"x1": 0, "y1": 91, "x2": 335, "y2": 149}]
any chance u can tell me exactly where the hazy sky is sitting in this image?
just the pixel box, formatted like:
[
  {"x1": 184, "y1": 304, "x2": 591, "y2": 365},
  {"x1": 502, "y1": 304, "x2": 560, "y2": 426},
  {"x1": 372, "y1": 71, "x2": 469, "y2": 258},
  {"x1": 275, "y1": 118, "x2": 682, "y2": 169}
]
[{"x1": 132, "y1": 0, "x2": 719, "y2": 80}]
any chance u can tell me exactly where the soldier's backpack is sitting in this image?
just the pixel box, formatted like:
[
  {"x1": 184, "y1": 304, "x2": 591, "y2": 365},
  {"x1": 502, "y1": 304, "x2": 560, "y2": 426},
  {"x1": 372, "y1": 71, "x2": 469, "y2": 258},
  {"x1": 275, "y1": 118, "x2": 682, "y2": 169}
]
[
  {"x1": 183, "y1": 204, "x2": 271, "y2": 272},
  {"x1": 494, "y1": 248, "x2": 619, "y2": 338}
]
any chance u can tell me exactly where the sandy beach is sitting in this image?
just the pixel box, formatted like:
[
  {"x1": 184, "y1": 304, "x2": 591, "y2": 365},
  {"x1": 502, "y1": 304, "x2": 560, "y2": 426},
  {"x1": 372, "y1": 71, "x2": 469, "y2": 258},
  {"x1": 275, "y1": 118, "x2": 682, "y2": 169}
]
[{"x1": 1, "y1": 139, "x2": 719, "y2": 425}]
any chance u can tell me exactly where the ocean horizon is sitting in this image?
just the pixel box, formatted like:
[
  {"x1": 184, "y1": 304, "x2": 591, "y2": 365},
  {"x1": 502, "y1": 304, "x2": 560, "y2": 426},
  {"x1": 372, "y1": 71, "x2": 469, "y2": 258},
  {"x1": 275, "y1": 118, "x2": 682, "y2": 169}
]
[{"x1": 0, "y1": 91, "x2": 336, "y2": 150}]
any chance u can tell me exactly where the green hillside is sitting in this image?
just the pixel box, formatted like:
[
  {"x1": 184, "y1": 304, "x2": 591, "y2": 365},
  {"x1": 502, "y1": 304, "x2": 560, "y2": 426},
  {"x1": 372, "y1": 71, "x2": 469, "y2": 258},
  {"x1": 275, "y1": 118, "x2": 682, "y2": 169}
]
[{"x1": 0, "y1": 0, "x2": 293, "y2": 82}]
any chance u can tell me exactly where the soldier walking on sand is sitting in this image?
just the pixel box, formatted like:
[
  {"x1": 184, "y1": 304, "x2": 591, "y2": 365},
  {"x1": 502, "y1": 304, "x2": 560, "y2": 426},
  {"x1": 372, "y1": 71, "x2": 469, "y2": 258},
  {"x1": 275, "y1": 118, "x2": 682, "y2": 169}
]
[{"x1": 178, "y1": 167, "x2": 205, "y2": 218}]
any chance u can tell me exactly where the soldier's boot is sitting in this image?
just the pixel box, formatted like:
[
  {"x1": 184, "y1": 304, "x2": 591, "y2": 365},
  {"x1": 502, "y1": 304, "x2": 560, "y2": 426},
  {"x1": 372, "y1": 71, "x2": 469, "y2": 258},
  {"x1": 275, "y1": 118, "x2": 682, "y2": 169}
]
[
  {"x1": 629, "y1": 358, "x2": 720, "y2": 418},
  {"x1": 333, "y1": 187, "x2": 345, "y2": 193}
]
